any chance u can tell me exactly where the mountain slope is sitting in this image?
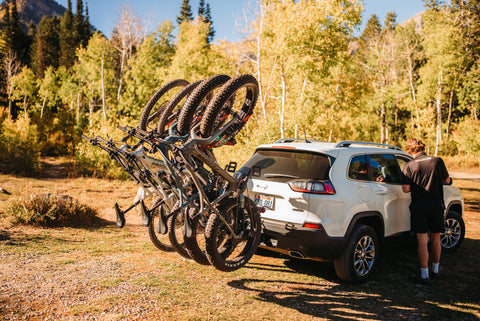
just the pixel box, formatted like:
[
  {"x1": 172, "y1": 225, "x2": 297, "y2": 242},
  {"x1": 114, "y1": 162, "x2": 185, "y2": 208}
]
[{"x1": 0, "y1": 0, "x2": 66, "y2": 30}]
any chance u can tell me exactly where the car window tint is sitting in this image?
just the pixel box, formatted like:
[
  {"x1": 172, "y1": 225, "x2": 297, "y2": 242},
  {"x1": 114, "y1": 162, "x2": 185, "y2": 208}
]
[
  {"x1": 366, "y1": 154, "x2": 402, "y2": 184},
  {"x1": 396, "y1": 156, "x2": 409, "y2": 171},
  {"x1": 348, "y1": 155, "x2": 368, "y2": 181},
  {"x1": 240, "y1": 149, "x2": 331, "y2": 181}
]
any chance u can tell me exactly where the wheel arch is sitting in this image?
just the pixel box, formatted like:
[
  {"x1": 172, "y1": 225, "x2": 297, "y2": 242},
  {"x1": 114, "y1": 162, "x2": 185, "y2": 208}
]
[
  {"x1": 344, "y1": 211, "x2": 385, "y2": 241},
  {"x1": 446, "y1": 201, "x2": 463, "y2": 216}
]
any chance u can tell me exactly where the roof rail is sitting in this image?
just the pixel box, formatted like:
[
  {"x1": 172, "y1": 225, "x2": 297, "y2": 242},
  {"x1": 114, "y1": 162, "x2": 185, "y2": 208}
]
[
  {"x1": 274, "y1": 138, "x2": 312, "y2": 144},
  {"x1": 335, "y1": 141, "x2": 402, "y2": 151}
]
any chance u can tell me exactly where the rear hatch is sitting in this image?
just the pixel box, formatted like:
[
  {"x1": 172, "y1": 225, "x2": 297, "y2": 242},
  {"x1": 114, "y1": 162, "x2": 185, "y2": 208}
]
[{"x1": 240, "y1": 148, "x2": 333, "y2": 225}]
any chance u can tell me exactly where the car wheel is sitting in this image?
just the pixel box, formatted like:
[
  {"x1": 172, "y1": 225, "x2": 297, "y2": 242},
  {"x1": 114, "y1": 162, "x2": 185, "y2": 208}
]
[
  {"x1": 441, "y1": 210, "x2": 465, "y2": 253},
  {"x1": 334, "y1": 224, "x2": 379, "y2": 283}
]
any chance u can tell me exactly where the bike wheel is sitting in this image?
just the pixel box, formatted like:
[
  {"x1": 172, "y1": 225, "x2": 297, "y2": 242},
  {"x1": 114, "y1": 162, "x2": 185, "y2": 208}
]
[
  {"x1": 167, "y1": 207, "x2": 191, "y2": 259},
  {"x1": 182, "y1": 207, "x2": 210, "y2": 265},
  {"x1": 204, "y1": 197, "x2": 262, "y2": 272},
  {"x1": 176, "y1": 74, "x2": 231, "y2": 136},
  {"x1": 147, "y1": 196, "x2": 176, "y2": 252},
  {"x1": 183, "y1": 207, "x2": 238, "y2": 266},
  {"x1": 200, "y1": 74, "x2": 258, "y2": 146},
  {"x1": 157, "y1": 80, "x2": 203, "y2": 137},
  {"x1": 139, "y1": 79, "x2": 189, "y2": 132}
]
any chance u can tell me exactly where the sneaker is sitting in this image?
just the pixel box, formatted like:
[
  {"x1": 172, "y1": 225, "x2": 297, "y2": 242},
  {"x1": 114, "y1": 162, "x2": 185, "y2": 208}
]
[
  {"x1": 431, "y1": 271, "x2": 439, "y2": 279},
  {"x1": 415, "y1": 275, "x2": 431, "y2": 286}
]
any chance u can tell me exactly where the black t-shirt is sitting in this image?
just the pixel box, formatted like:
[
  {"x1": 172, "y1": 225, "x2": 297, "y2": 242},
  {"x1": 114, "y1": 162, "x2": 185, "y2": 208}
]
[{"x1": 402, "y1": 152, "x2": 449, "y2": 203}]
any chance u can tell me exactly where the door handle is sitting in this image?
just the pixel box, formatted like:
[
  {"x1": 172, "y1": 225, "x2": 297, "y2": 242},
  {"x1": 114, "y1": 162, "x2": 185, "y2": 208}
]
[{"x1": 375, "y1": 187, "x2": 387, "y2": 195}]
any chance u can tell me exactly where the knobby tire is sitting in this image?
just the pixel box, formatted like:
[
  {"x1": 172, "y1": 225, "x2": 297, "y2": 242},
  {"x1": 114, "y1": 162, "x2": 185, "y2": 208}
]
[
  {"x1": 204, "y1": 197, "x2": 261, "y2": 272},
  {"x1": 139, "y1": 79, "x2": 189, "y2": 131},
  {"x1": 176, "y1": 74, "x2": 231, "y2": 136}
]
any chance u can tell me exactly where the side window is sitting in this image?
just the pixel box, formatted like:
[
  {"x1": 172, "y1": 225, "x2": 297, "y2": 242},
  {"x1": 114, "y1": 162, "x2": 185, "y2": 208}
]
[
  {"x1": 396, "y1": 156, "x2": 409, "y2": 171},
  {"x1": 366, "y1": 154, "x2": 403, "y2": 184},
  {"x1": 348, "y1": 155, "x2": 368, "y2": 181}
]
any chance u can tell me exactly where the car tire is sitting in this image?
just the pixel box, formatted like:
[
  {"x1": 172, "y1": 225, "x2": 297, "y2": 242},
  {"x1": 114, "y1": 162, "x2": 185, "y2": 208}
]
[
  {"x1": 334, "y1": 224, "x2": 379, "y2": 283},
  {"x1": 441, "y1": 210, "x2": 465, "y2": 253}
]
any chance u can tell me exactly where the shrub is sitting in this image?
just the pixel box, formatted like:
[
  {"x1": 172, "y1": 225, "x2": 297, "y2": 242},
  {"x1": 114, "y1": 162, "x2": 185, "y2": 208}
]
[
  {"x1": 7, "y1": 193, "x2": 100, "y2": 227},
  {"x1": 453, "y1": 119, "x2": 480, "y2": 161},
  {"x1": 73, "y1": 119, "x2": 132, "y2": 179},
  {"x1": 0, "y1": 113, "x2": 41, "y2": 176}
]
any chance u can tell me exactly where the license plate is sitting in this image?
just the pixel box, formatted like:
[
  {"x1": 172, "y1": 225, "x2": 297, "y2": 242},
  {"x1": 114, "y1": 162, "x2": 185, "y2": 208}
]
[{"x1": 255, "y1": 194, "x2": 274, "y2": 209}]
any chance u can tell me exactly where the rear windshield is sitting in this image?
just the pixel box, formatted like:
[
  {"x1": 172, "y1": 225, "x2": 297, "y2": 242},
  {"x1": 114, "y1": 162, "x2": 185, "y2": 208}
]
[{"x1": 240, "y1": 149, "x2": 331, "y2": 182}]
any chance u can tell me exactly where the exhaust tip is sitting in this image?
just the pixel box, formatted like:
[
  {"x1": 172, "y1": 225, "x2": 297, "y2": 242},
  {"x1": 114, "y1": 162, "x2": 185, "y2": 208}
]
[{"x1": 288, "y1": 250, "x2": 306, "y2": 259}]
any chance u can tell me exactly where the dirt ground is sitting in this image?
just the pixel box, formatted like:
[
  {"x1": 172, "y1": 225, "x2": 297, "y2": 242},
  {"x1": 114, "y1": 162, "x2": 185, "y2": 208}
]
[{"x1": 0, "y1": 159, "x2": 479, "y2": 321}]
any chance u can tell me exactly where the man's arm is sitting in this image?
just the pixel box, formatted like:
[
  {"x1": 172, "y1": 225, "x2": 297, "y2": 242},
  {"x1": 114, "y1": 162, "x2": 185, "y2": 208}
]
[{"x1": 443, "y1": 176, "x2": 452, "y2": 185}]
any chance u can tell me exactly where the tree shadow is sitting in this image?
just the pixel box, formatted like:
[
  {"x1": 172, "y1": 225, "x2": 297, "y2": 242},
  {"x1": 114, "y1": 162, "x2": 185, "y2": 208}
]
[
  {"x1": 233, "y1": 238, "x2": 480, "y2": 321},
  {"x1": 465, "y1": 199, "x2": 480, "y2": 212}
]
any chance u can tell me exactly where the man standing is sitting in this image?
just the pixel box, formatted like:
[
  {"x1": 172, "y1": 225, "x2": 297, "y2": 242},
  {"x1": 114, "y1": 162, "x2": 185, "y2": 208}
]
[{"x1": 402, "y1": 138, "x2": 451, "y2": 285}]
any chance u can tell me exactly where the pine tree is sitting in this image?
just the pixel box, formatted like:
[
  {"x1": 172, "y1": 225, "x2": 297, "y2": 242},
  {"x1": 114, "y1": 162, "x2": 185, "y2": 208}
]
[
  {"x1": 384, "y1": 11, "x2": 397, "y2": 30},
  {"x1": 31, "y1": 16, "x2": 61, "y2": 78},
  {"x1": 84, "y1": 3, "x2": 92, "y2": 40},
  {"x1": 198, "y1": 0, "x2": 206, "y2": 16},
  {"x1": 9, "y1": 0, "x2": 29, "y2": 64},
  {"x1": 0, "y1": 0, "x2": 13, "y2": 55},
  {"x1": 60, "y1": 0, "x2": 76, "y2": 68},
  {"x1": 205, "y1": 3, "x2": 215, "y2": 43},
  {"x1": 360, "y1": 14, "x2": 382, "y2": 42},
  {"x1": 177, "y1": 0, "x2": 193, "y2": 25},
  {"x1": 423, "y1": 0, "x2": 444, "y2": 10},
  {"x1": 74, "y1": 0, "x2": 89, "y2": 48},
  {"x1": 197, "y1": 1, "x2": 215, "y2": 44},
  {"x1": 357, "y1": 14, "x2": 382, "y2": 61}
]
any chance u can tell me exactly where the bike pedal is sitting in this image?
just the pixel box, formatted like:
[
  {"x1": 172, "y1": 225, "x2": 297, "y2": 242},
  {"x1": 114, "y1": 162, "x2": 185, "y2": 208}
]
[
  {"x1": 156, "y1": 205, "x2": 168, "y2": 235},
  {"x1": 114, "y1": 202, "x2": 126, "y2": 228},
  {"x1": 140, "y1": 200, "x2": 152, "y2": 227}
]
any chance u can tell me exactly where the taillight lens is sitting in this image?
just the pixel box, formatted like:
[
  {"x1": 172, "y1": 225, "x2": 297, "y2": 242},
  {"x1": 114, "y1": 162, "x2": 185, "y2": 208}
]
[
  {"x1": 303, "y1": 222, "x2": 322, "y2": 229},
  {"x1": 288, "y1": 181, "x2": 335, "y2": 194}
]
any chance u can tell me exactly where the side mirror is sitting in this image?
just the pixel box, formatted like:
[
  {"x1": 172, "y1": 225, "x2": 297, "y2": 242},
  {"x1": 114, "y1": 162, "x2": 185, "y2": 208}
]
[{"x1": 444, "y1": 177, "x2": 453, "y2": 186}]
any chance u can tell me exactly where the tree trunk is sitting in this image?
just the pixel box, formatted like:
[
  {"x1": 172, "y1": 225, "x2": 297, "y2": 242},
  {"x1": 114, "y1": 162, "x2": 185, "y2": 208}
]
[
  {"x1": 256, "y1": 3, "x2": 267, "y2": 122},
  {"x1": 41, "y1": 96, "x2": 47, "y2": 118},
  {"x1": 117, "y1": 49, "x2": 125, "y2": 102},
  {"x1": 101, "y1": 55, "x2": 107, "y2": 120},
  {"x1": 23, "y1": 93, "x2": 28, "y2": 120},
  {"x1": 435, "y1": 68, "x2": 443, "y2": 156},
  {"x1": 407, "y1": 54, "x2": 420, "y2": 134},
  {"x1": 279, "y1": 66, "x2": 286, "y2": 139},
  {"x1": 446, "y1": 88, "x2": 454, "y2": 141},
  {"x1": 89, "y1": 99, "x2": 93, "y2": 127},
  {"x1": 76, "y1": 92, "x2": 81, "y2": 123},
  {"x1": 380, "y1": 101, "x2": 386, "y2": 144},
  {"x1": 4, "y1": 51, "x2": 19, "y2": 119},
  {"x1": 298, "y1": 77, "x2": 307, "y2": 126}
]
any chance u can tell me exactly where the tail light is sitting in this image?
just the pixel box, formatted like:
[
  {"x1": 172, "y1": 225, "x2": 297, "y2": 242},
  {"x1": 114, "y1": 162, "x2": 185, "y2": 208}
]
[
  {"x1": 288, "y1": 181, "x2": 335, "y2": 195},
  {"x1": 303, "y1": 222, "x2": 322, "y2": 229}
]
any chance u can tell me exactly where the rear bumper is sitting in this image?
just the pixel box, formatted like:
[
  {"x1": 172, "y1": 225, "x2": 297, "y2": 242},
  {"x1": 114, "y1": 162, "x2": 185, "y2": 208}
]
[{"x1": 259, "y1": 218, "x2": 347, "y2": 261}]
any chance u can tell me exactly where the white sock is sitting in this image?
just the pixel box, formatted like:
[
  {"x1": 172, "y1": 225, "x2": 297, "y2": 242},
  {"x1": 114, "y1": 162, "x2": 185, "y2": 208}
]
[
  {"x1": 432, "y1": 262, "x2": 439, "y2": 274},
  {"x1": 420, "y1": 268, "x2": 429, "y2": 279}
]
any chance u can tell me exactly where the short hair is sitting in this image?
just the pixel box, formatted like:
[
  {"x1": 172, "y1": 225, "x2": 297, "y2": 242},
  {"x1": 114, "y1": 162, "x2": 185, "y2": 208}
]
[{"x1": 405, "y1": 137, "x2": 425, "y2": 154}]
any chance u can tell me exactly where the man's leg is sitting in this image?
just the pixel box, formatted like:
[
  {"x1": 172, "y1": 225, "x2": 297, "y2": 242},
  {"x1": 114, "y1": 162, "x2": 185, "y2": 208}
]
[
  {"x1": 416, "y1": 233, "x2": 429, "y2": 278},
  {"x1": 430, "y1": 232, "x2": 441, "y2": 273}
]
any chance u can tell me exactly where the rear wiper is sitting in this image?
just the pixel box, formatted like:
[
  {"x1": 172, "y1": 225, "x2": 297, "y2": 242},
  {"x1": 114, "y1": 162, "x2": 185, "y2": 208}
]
[{"x1": 263, "y1": 173, "x2": 299, "y2": 179}]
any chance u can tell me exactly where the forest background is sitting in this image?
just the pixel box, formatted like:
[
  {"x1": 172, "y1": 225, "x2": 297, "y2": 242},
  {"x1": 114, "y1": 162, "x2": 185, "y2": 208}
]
[{"x1": 0, "y1": 0, "x2": 479, "y2": 178}]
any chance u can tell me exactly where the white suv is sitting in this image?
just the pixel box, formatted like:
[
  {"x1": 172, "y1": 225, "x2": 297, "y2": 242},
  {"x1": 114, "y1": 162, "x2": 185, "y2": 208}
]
[{"x1": 240, "y1": 139, "x2": 465, "y2": 283}]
